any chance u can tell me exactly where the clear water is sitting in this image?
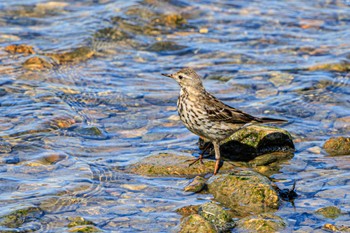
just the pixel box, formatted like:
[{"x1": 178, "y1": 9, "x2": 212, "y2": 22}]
[{"x1": 0, "y1": 0, "x2": 349, "y2": 232}]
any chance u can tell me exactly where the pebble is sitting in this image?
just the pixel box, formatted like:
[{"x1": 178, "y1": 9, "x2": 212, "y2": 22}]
[{"x1": 120, "y1": 184, "x2": 148, "y2": 191}]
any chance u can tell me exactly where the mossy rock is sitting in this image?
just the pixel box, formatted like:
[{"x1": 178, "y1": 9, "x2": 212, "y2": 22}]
[
  {"x1": 177, "y1": 214, "x2": 217, "y2": 233},
  {"x1": 199, "y1": 125, "x2": 294, "y2": 161},
  {"x1": 323, "y1": 137, "x2": 350, "y2": 156},
  {"x1": 127, "y1": 153, "x2": 235, "y2": 177},
  {"x1": 68, "y1": 225, "x2": 101, "y2": 232},
  {"x1": 308, "y1": 62, "x2": 350, "y2": 72},
  {"x1": 184, "y1": 176, "x2": 207, "y2": 193},
  {"x1": 198, "y1": 202, "x2": 236, "y2": 232},
  {"x1": 207, "y1": 169, "x2": 280, "y2": 215},
  {"x1": 323, "y1": 223, "x2": 350, "y2": 232},
  {"x1": 236, "y1": 213, "x2": 286, "y2": 233},
  {"x1": 315, "y1": 206, "x2": 341, "y2": 219},
  {"x1": 0, "y1": 206, "x2": 44, "y2": 228}
]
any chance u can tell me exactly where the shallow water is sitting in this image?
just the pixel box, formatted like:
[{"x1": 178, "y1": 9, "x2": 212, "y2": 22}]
[{"x1": 0, "y1": 0, "x2": 350, "y2": 232}]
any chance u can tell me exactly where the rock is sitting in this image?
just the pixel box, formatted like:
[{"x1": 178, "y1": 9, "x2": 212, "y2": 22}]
[
  {"x1": 198, "y1": 202, "x2": 236, "y2": 232},
  {"x1": 308, "y1": 62, "x2": 350, "y2": 72},
  {"x1": 323, "y1": 223, "x2": 350, "y2": 232},
  {"x1": 45, "y1": 46, "x2": 94, "y2": 64},
  {"x1": 67, "y1": 216, "x2": 95, "y2": 228},
  {"x1": 323, "y1": 137, "x2": 350, "y2": 156},
  {"x1": 249, "y1": 151, "x2": 294, "y2": 176},
  {"x1": 127, "y1": 153, "x2": 235, "y2": 177},
  {"x1": 151, "y1": 13, "x2": 187, "y2": 28},
  {"x1": 207, "y1": 169, "x2": 280, "y2": 215},
  {"x1": 315, "y1": 206, "x2": 341, "y2": 219},
  {"x1": 334, "y1": 116, "x2": 350, "y2": 131},
  {"x1": 23, "y1": 56, "x2": 53, "y2": 70},
  {"x1": 177, "y1": 214, "x2": 216, "y2": 233},
  {"x1": 0, "y1": 207, "x2": 44, "y2": 228},
  {"x1": 199, "y1": 125, "x2": 294, "y2": 161},
  {"x1": 236, "y1": 213, "x2": 286, "y2": 233},
  {"x1": 147, "y1": 41, "x2": 186, "y2": 52},
  {"x1": 71, "y1": 125, "x2": 108, "y2": 140},
  {"x1": 93, "y1": 27, "x2": 131, "y2": 41},
  {"x1": 68, "y1": 225, "x2": 101, "y2": 232},
  {"x1": 184, "y1": 176, "x2": 207, "y2": 193},
  {"x1": 176, "y1": 205, "x2": 200, "y2": 217},
  {"x1": 5, "y1": 44, "x2": 35, "y2": 55},
  {"x1": 268, "y1": 72, "x2": 294, "y2": 87}
]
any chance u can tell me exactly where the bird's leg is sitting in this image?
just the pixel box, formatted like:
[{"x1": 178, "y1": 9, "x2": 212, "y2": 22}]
[
  {"x1": 213, "y1": 141, "x2": 221, "y2": 175},
  {"x1": 187, "y1": 142, "x2": 211, "y2": 166}
]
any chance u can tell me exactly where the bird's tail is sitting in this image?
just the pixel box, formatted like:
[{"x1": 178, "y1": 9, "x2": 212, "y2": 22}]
[{"x1": 259, "y1": 117, "x2": 288, "y2": 124}]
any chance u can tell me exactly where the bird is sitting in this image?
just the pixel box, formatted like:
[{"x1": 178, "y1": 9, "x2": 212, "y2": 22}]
[{"x1": 162, "y1": 68, "x2": 287, "y2": 175}]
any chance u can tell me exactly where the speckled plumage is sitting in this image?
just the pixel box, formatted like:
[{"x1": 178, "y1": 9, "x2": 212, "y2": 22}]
[{"x1": 162, "y1": 68, "x2": 287, "y2": 174}]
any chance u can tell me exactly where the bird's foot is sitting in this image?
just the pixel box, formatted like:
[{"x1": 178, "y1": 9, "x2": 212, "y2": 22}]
[
  {"x1": 186, "y1": 156, "x2": 204, "y2": 167},
  {"x1": 213, "y1": 159, "x2": 221, "y2": 175}
]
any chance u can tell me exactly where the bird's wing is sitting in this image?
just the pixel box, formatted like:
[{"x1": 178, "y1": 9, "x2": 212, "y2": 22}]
[{"x1": 203, "y1": 92, "x2": 260, "y2": 124}]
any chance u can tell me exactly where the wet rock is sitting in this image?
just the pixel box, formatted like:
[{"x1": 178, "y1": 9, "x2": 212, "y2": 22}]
[
  {"x1": 308, "y1": 62, "x2": 350, "y2": 72},
  {"x1": 93, "y1": 27, "x2": 131, "y2": 41},
  {"x1": 323, "y1": 137, "x2": 350, "y2": 156},
  {"x1": 127, "y1": 153, "x2": 235, "y2": 177},
  {"x1": 199, "y1": 125, "x2": 294, "y2": 161},
  {"x1": 236, "y1": 213, "x2": 286, "y2": 233},
  {"x1": 151, "y1": 13, "x2": 187, "y2": 28},
  {"x1": 0, "y1": 140, "x2": 12, "y2": 153},
  {"x1": 45, "y1": 47, "x2": 95, "y2": 64},
  {"x1": 207, "y1": 169, "x2": 280, "y2": 215},
  {"x1": 198, "y1": 202, "x2": 236, "y2": 232},
  {"x1": 323, "y1": 223, "x2": 350, "y2": 232},
  {"x1": 268, "y1": 72, "x2": 294, "y2": 87},
  {"x1": 176, "y1": 205, "x2": 200, "y2": 217},
  {"x1": 0, "y1": 206, "x2": 44, "y2": 228},
  {"x1": 177, "y1": 214, "x2": 216, "y2": 233},
  {"x1": 147, "y1": 41, "x2": 186, "y2": 52},
  {"x1": 334, "y1": 116, "x2": 350, "y2": 131},
  {"x1": 249, "y1": 151, "x2": 294, "y2": 176},
  {"x1": 5, "y1": 44, "x2": 35, "y2": 55},
  {"x1": 23, "y1": 56, "x2": 53, "y2": 70},
  {"x1": 67, "y1": 216, "x2": 95, "y2": 228},
  {"x1": 48, "y1": 116, "x2": 76, "y2": 129},
  {"x1": 71, "y1": 125, "x2": 108, "y2": 140},
  {"x1": 120, "y1": 184, "x2": 147, "y2": 191},
  {"x1": 184, "y1": 176, "x2": 206, "y2": 193},
  {"x1": 315, "y1": 206, "x2": 341, "y2": 219},
  {"x1": 68, "y1": 225, "x2": 101, "y2": 232}
]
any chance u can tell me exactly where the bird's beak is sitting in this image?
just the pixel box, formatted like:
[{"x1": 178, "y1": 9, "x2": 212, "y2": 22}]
[{"x1": 161, "y1": 73, "x2": 173, "y2": 78}]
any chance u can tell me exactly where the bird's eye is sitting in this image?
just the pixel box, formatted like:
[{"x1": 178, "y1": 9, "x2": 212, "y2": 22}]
[{"x1": 179, "y1": 75, "x2": 184, "y2": 80}]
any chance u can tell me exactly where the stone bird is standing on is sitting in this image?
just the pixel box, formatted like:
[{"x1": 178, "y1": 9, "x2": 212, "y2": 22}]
[{"x1": 162, "y1": 68, "x2": 287, "y2": 175}]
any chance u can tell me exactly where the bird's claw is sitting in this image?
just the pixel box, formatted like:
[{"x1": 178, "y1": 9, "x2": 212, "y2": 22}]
[{"x1": 186, "y1": 157, "x2": 204, "y2": 167}]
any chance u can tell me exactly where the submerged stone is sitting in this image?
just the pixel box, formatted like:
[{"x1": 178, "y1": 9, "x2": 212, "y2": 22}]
[
  {"x1": 184, "y1": 176, "x2": 207, "y2": 193},
  {"x1": 177, "y1": 214, "x2": 216, "y2": 233},
  {"x1": 0, "y1": 207, "x2": 44, "y2": 228},
  {"x1": 176, "y1": 205, "x2": 200, "y2": 217},
  {"x1": 23, "y1": 56, "x2": 53, "y2": 70},
  {"x1": 67, "y1": 216, "x2": 95, "y2": 228},
  {"x1": 315, "y1": 206, "x2": 341, "y2": 219},
  {"x1": 45, "y1": 47, "x2": 95, "y2": 64},
  {"x1": 323, "y1": 137, "x2": 350, "y2": 156},
  {"x1": 323, "y1": 223, "x2": 350, "y2": 232},
  {"x1": 198, "y1": 202, "x2": 236, "y2": 232},
  {"x1": 236, "y1": 213, "x2": 286, "y2": 233},
  {"x1": 127, "y1": 153, "x2": 235, "y2": 177},
  {"x1": 5, "y1": 44, "x2": 35, "y2": 55},
  {"x1": 147, "y1": 41, "x2": 186, "y2": 52},
  {"x1": 207, "y1": 169, "x2": 280, "y2": 215}
]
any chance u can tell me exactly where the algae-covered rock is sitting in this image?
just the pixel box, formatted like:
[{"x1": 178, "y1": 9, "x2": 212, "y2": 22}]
[
  {"x1": 127, "y1": 153, "x2": 235, "y2": 177},
  {"x1": 176, "y1": 205, "x2": 200, "y2": 217},
  {"x1": 315, "y1": 206, "x2": 341, "y2": 219},
  {"x1": 0, "y1": 206, "x2": 44, "y2": 228},
  {"x1": 199, "y1": 125, "x2": 294, "y2": 161},
  {"x1": 147, "y1": 41, "x2": 186, "y2": 52},
  {"x1": 236, "y1": 213, "x2": 286, "y2": 233},
  {"x1": 207, "y1": 169, "x2": 280, "y2": 215},
  {"x1": 177, "y1": 214, "x2": 216, "y2": 233},
  {"x1": 323, "y1": 137, "x2": 350, "y2": 156},
  {"x1": 45, "y1": 46, "x2": 94, "y2": 64},
  {"x1": 323, "y1": 223, "x2": 350, "y2": 232},
  {"x1": 308, "y1": 62, "x2": 350, "y2": 72},
  {"x1": 184, "y1": 176, "x2": 207, "y2": 193},
  {"x1": 68, "y1": 225, "x2": 101, "y2": 232},
  {"x1": 23, "y1": 56, "x2": 53, "y2": 70},
  {"x1": 198, "y1": 202, "x2": 236, "y2": 232},
  {"x1": 5, "y1": 44, "x2": 35, "y2": 55},
  {"x1": 249, "y1": 151, "x2": 294, "y2": 176}
]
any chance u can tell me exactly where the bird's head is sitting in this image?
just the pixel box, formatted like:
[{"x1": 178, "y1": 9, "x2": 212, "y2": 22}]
[{"x1": 162, "y1": 68, "x2": 204, "y2": 92}]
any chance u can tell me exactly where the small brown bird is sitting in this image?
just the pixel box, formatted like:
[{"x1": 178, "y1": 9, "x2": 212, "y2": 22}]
[{"x1": 162, "y1": 68, "x2": 287, "y2": 175}]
